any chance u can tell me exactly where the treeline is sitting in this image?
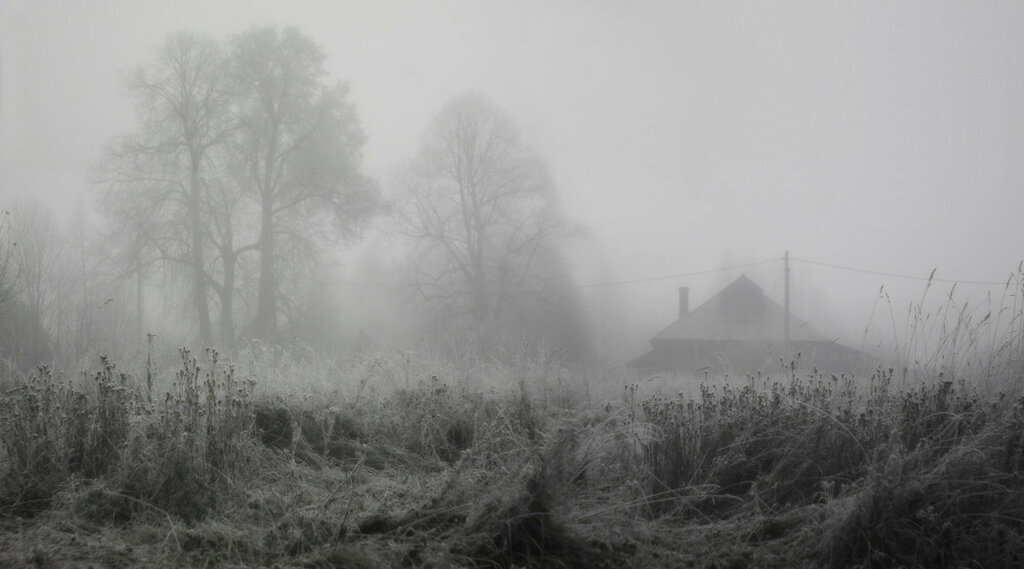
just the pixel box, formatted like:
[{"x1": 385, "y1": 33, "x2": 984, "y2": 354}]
[
  {"x1": 0, "y1": 203, "x2": 120, "y2": 368},
  {"x1": 0, "y1": 26, "x2": 590, "y2": 371}
]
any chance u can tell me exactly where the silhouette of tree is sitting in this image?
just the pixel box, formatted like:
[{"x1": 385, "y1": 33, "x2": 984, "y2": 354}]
[
  {"x1": 229, "y1": 27, "x2": 379, "y2": 341},
  {"x1": 399, "y1": 92, "x2": 575, "y2": 353}
]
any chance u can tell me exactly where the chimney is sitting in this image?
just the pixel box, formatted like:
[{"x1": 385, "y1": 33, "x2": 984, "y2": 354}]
[{"x1": 678, "y1": 286, "x2": 690, "y2": 318}]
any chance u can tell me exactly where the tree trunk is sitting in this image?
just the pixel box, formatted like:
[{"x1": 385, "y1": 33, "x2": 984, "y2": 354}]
[
  {"x1": 219, "y1": 249, "x2": 236, "y2": 348},
  {"x1": 189, "y1": 157, "x2": 213, "y2": 345},
  {"x1": 251, "y1": 111, "x2": 280, "y2": 342},
  {"x1": 252, "y1": 197, "x2": 277, "y2": 340}
]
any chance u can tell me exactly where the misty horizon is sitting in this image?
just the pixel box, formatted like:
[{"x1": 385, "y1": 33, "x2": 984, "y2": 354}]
[{"x1": 2, "y1": 1, "x2": 1023, "y2": 370}]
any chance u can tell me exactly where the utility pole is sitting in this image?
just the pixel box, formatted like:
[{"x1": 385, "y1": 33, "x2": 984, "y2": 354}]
[{"x1": 784, "y1": 250, "x2": 791, "y2": 343}]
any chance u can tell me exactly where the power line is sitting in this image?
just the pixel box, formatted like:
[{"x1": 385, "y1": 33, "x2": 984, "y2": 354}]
[
  {"x1": 319, "y1": 257, "x2": 774, "y2": 288},
  {"x1": 318, "y1": 255, "x2": 1015, "y2": 290},
  {"x1": 790, "y1": 256, "x2": 1012, "y2": 287},
  {"x1": 575, "y1": 258, "x2": 781, "y2": 288}
]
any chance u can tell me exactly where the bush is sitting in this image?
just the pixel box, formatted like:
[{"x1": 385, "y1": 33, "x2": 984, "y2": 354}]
[
  {"x1": 0, "y1": 359, "x2": 137, "y2": 513},
  {"x1": 0, "y1": 350, "x2": 257, "y2": 521},
  {"x1": 117, "y1": 348, "x2": 256, "y2": 520}
]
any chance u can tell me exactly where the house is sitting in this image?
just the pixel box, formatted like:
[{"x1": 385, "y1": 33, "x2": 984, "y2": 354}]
[{"x1": 628, "y1": 274, "x2": 865, "y2": 375}]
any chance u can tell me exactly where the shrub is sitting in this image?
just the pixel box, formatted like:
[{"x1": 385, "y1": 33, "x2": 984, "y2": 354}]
[
  {"x1": 0, "y1": 349, "x2": 258, "y2": 521},
  {"x1": 116, "y1": 348, "x2": 256, "y2": 520},
  {"x1": 0, "y1": 359, "x2": 138, "y2": 513}
]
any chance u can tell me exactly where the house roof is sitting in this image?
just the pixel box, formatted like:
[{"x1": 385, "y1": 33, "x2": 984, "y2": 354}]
[{"x1": 651, "y1": 274, "x2": 832, "y2": 344}]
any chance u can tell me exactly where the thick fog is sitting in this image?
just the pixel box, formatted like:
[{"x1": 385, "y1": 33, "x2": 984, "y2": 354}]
[{"x1": 2, "y1": 1, "x2": 1023, "y2": 368}]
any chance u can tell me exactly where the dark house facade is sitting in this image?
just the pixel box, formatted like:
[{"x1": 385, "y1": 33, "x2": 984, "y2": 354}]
[{"x1": 629, "y1": 275, "x2": 865, "y2": 375}]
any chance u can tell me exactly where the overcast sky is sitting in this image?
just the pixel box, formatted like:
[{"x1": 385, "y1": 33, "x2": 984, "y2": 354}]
[{"x1": 2, "y1": 0, "x2": 1023, "y2": 349}]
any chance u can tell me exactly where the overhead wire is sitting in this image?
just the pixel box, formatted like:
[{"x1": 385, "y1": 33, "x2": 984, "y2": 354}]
[
  {"x1": 574, "y1": 257, "x2": 781, "y2": 288},
  {"x1": 318, "y1": 255, "x2": 1015, "y2": 289},
  {"x1": 789, "y1": 257, "x2": 1011, "y2": 287}
]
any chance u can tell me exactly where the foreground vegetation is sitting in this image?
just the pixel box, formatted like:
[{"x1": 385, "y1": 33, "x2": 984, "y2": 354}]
[{"x1": 0, "y1": 342, "x2": 1022, "y2": 569}]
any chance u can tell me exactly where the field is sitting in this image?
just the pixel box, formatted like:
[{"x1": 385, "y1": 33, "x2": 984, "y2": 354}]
[{"x1": 1, "y1": 337, "x2": 1023, "y2": 569}]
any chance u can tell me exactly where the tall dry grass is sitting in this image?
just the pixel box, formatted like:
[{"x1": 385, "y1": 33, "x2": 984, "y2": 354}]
[
  {"x1": 0, "y1": 349, "x2": 256, "y2": 521},
  {"x1": 0, "y1": 269, "x2": 1021, "y2": 567}
]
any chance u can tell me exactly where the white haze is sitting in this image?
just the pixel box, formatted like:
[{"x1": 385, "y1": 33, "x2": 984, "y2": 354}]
[{"x1": 3, "y1": 0, "x2": 1023, "y2": 363}]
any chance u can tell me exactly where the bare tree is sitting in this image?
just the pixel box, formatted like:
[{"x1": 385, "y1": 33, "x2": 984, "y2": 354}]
[
  {"x1": 56, "y1": 205, "x2": 99, "y2": 360},
  {"x1": 3, "y1": 200, "x2": 61, "y2": 365},
  {"x1": 229, "y1": 26, "x2": 379, "y2": 341},
  {"x1": 97, "y1": 31, "x2": 235, "y2": 345},
  {"x1": 398, "y1": 92, "x2": 572, "y2": 351},
  {"x1": 96, "y1": 27, "x2": 379, "y2": 347}
]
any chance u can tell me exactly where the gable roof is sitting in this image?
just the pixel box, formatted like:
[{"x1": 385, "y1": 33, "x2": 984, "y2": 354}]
[{"x1": 651, "y1": 274, "x2": 832, "y2": 344}]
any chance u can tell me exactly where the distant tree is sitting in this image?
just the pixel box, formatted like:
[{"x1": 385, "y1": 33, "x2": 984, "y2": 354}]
[
  {"x1": 228, "y1": 27, "x2": 379, "y2": 341},
  {"x1": 97, "y1": 27, "x2": 379, "y2": 348},
  {"x1": 203, "y1": 169, "x2": 258, "y2": 348},
  {"x1": 6, "y1": 200, "x2": 60, "y2": 366},
  {"x1": 0, "y1": 210, "x2": 14, "y2": 314},
  {"x1": 53, "y1": 206, "x2": 100, "y2": 360},
  {"x1": 0, "y1": 298, "x2": 53, "y2": 370},
  {"x1": 97, "y1": 31, "x2": 236, "y2": 345},
  {"x1": 398, "y1": 92, "x2": 577, "y2": 353}
]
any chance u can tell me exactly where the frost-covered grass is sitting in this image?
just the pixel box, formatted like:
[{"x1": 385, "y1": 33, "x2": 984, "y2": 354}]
[{"x1": 1, "y1": 274, "x2": 1023, "y2": 568}]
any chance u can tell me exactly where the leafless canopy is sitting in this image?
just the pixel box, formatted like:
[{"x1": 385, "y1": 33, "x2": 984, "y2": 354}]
[{"x1": 399, "y1": 92, "x2": 572, "y2": 348}]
